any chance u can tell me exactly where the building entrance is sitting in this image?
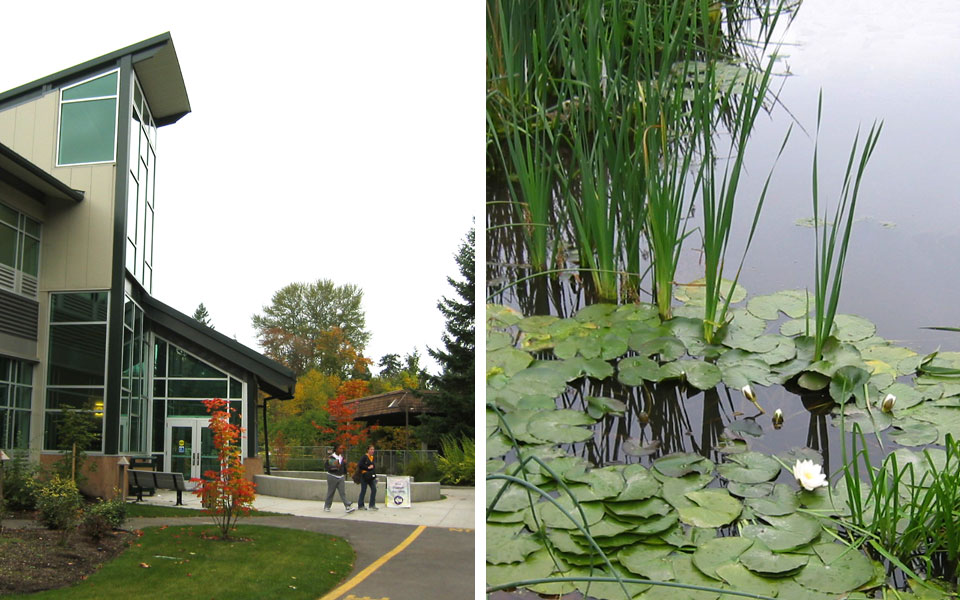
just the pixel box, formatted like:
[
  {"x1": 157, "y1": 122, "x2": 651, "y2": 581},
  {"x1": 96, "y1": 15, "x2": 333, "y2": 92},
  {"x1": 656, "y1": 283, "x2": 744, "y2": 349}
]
[{"x1": 165, "y1": 417, "x2": 217, "y2": 488}]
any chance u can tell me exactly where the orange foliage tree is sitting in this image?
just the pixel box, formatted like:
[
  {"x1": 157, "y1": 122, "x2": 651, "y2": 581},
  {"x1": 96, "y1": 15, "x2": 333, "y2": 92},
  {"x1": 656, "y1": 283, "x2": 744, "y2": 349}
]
[
  {"x1": 312, "y1": 394, "x2": 376, "y2": 449},
  {"x1": 337, "y1": 379, "x2": 369, "y2": 401},
  {"x1": 192, "y1": 398, "x2": 256, "y2": 540}
]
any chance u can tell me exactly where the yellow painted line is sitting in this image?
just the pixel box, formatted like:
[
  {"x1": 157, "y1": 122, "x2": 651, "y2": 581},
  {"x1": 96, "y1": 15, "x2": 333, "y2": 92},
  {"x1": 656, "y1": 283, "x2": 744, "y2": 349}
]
[{"x1": 318, "y1": 525, "x2": 427, "y2": 600}]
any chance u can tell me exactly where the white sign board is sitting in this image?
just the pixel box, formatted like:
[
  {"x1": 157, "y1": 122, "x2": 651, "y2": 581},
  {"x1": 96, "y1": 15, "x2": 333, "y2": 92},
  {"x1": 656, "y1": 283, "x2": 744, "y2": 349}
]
[{"x1": 386, "y1": 476, "x2": 412, "y2": 508}]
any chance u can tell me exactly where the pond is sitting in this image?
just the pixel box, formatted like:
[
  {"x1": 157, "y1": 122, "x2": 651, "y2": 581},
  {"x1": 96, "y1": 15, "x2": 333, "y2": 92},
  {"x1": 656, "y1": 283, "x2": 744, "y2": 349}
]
[{"x1": 486, "y1": 1, "x2": 960, "y2": 598}]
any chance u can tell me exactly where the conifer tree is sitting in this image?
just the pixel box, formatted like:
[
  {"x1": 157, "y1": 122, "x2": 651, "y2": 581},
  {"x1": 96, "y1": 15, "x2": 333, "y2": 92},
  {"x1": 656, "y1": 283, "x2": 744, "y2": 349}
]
[{"x1": 418, "y1": 228, "x2": 475, "y2": 446}]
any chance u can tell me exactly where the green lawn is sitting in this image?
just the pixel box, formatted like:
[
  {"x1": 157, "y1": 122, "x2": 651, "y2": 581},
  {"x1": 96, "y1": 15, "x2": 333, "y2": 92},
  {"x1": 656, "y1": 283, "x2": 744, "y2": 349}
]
[
  {"x1": 123, "y1": 502, "x2": 288, "y2": 518},
  {"x1": 21, "y1": 524, "x2": 353, "y2": 599}
]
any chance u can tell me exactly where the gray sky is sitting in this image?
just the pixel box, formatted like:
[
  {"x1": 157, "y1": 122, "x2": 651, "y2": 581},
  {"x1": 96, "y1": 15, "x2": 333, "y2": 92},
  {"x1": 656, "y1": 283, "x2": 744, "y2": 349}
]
[{"x1": 0, "y1": 3, "x2": 480, "y2": 374}]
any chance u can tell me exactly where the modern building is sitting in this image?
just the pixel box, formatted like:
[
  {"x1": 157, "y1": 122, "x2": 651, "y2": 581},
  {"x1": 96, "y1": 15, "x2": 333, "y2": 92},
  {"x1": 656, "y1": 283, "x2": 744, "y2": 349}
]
[{"x1": 0, "y1": 33, "x2": 295, "y2": 497}]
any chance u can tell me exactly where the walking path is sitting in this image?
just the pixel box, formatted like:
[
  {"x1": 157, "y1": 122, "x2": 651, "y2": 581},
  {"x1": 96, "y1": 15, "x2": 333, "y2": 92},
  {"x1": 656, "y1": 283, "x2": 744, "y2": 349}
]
[{"x1": 6, "y1": 487, "x2": 477, "y2": 600}]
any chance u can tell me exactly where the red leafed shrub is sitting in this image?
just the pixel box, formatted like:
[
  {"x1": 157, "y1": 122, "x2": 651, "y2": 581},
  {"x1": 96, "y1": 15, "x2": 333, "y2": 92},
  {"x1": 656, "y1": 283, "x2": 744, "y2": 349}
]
[{"x1": 191, "y1": 398, "x2": 256, "y2": 540}]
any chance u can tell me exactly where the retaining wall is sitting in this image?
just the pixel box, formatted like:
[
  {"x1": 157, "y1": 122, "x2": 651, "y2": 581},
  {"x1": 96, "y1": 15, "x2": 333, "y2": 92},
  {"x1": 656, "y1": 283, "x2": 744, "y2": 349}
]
[{"x1": 253, "y1": 472, "x2": 441, "y2": 502}]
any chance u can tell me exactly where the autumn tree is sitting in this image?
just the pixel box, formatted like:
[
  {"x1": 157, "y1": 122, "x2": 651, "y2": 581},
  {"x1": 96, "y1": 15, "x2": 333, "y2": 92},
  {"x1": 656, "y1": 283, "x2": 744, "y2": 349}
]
[
  {"x1": 418, "y1": 228, "x2": 475, "y2": 447},
  {"x1": 369, "y1": 350, "x2": 427, "y2": 394},
  {"x1": 312, "y1": 394, "x2": 374, "y2": 449},
  {"x1": 252, "y1": 279, "x2": 370, "y2": 377}
]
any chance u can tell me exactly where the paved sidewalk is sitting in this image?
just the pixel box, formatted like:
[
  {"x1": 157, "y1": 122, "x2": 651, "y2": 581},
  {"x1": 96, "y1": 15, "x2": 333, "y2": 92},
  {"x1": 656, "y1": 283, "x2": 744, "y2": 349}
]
[{"x1": 133, "y1": 485, "x2": 475, "y2": 529}]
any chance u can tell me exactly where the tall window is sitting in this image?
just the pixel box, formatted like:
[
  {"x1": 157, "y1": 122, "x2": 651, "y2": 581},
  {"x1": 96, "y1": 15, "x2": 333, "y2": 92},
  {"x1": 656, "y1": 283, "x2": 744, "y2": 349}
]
[
  {"x1": 151, "y1": 338, "x2": 243, "y2": 454},
  {"x1": 57, "y1": 70, "x2": 119, "y2": 166},
  {"x1": 120, "y1": 295, "x2": 148, "y2": 453},
  {"x1": 0, "y1": 357, "x2": 32, "y2": 449},
  {"x1": 44, "y1": 292, "x2": 109, "y2": 452},
  {"x1": 126, "y1": 75, "x2": 157, "y2": 292},
  {"x1": 0, "y1": 202, "x2": 40, "y2": 298}
]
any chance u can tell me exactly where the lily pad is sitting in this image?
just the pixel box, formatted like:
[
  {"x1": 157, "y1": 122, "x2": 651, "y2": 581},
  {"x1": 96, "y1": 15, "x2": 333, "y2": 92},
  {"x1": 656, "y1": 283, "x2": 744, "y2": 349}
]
[
  {"x1": 527, "y1": 409, "x2": 596, "y2": 444},
  {"x1": 738, "y1": 541, "x2": 808, "y2": 576},
  {"x1": 740, "y1": 512, "x2": 822, "y2": 552},
  {"x1": 675, "y1": 277, "x2": 747, "y2": 306},
  {"x1": 585, "y1": 396, "x2": 627, "y2": 419},
  {"x1": 618, "y1": 355, "x2": 663, "y2": 385},
  {"x1": 605, "y1": 497, "x2": 672, "y2": 519},
  {"x1": 889, "y1": 422, "x2": 939, "y2": 447},
  {"x1": 832, "y1": 314, "x2": 876, "y2": 342},
  {"x1": 487, "y1": 523, "x2": 543, "y2": 564},
  {"x1": 487, "y1": 347, "x2": 534, "y2": 377},
  {"x1": 617, "y1": 544, "x2": 674, "y2": 581},
  {"x1": 745, "y1": 483, "x2": 801, "y2": 517},
  {"x1": 715, "y1": 563, "x2": 779, "y2": 597},
  {"x1": 795, "y1": 543, "x2": 875, "y2": 594},
  {"x1": 616, "y1": 463, "x2": 661, "y2": 501},
  {"x1": 529, "y1": 496, "x2": 605, "y2": 530},
  {"x1": 717, "y1": 451, "x2": 782, "y2": 484},
  {"x1": 691, "y1": 536, "x2": 754, "y2": 580},
  {"x1": 835, "y1": 405, "x2": 892, "y2": 434},
  {"x1": 653, "y1": 453, "x2": 714, "y2": 478},
  {"x1": 486, "y1": 548, "x2": 556, "y2": 588},
  {"x1": 677, "y1": 489, "x2": 742, "y2": 528},
  {"x1": 747, "y1": 290, "x2": 810, "y2": 320}
]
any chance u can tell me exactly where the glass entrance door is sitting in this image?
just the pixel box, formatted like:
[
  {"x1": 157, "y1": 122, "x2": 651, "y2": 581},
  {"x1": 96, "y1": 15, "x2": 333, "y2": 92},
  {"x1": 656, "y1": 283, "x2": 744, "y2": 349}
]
[{"x1": 165, "y1": 418, "x2": 217, "y2": 488}]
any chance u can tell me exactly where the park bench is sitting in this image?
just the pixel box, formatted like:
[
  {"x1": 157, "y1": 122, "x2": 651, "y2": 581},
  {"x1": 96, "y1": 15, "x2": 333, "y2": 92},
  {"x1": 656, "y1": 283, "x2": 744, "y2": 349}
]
[{"x1": 128, "y1": 469, "x2": 187, "y2": 505}]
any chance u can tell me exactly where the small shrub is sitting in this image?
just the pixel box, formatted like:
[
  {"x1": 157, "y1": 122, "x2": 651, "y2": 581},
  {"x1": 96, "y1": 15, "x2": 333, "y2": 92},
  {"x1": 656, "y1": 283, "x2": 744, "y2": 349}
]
[
  {"x1": 436, "y1": 435, "x2": 475, "y2": 486},
  {"x1": 2, "y1": 451, "x2": 41, "y2": 511},
  {"x1": 403, "y1": 456, "x2": 440, "y2": 482},
  {"x1": 83, "y1": 494, "x2": 127, "y2": 539},
  {"x1": 36, "y1": 475, "x2": 84, "y2": 531}
]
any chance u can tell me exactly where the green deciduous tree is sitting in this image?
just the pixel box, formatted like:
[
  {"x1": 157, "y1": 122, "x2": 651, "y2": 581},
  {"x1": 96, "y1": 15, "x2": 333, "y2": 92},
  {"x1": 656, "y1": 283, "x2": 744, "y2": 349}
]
[
  {"x1": 417, "y1": 228, "x2": 475, "y2": 447},
  {"x1": 252, "y1": 279, "x2": 371, "y2": 377}
]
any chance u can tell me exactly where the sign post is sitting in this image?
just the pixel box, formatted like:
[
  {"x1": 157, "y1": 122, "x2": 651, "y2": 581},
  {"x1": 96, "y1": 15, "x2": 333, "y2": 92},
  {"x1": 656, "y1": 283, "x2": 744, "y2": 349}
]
[{"x1": 385, "y1": 475, "x2": 412, "y2": 508}]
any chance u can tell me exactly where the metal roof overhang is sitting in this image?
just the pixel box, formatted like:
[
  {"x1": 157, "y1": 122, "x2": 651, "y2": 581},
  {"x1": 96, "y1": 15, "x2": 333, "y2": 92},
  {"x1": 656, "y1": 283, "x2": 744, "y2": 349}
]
[
  {"x1": 0, "y1": 32, "x2": 190, "y2": 127},
  {"x1": 140, "y1": 294, "x2": 295, "y2": 400},
  {"x1": 0, "y1": 142, "x2": 84, "y2": 205}
]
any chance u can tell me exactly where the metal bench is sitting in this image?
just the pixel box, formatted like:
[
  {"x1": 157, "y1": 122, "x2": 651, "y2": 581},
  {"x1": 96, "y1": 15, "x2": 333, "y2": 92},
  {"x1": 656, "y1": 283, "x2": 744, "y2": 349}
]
[{"x1": 128, "y1": 469, "x2": 187, "y2": 505}]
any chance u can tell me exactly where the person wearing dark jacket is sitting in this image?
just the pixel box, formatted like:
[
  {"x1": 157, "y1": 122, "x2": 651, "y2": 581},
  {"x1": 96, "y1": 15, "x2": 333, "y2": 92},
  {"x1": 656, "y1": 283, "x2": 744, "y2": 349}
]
[
  {"x1": 323, "y1": 444, "x2": 355, "y2": 513},
  {"x1": 357, "y1": 445, "x2": 379, "y2": 510}
]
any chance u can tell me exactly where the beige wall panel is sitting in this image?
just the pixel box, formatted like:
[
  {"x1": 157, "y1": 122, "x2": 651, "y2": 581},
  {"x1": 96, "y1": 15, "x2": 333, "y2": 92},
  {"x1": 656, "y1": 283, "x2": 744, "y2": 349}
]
[
  {"x1": 11, "y1": 101, "x2": 37, "y2": 160},
  {"x1": 63, "y1": 168, "x2": 93, "y2": 288},
  {"x1": 29, "y1": 93, "x2": 58, "y2": 171},
  {"x1": 86, "y1": 165, "x2": 116, "y2": 288},
  {"x1": 0, "y1": 110, "x2": 14, "y2": 144}
]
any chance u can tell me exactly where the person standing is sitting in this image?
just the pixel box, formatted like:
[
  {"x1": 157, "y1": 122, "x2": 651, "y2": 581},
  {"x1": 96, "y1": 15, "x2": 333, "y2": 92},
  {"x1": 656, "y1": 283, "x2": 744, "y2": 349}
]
[
  {"x1": 357, "y1": 445, "x2": 379, "y2": 510},
  {"x1": 324, "y1": 444, "x2": 356, "y2": 513}
]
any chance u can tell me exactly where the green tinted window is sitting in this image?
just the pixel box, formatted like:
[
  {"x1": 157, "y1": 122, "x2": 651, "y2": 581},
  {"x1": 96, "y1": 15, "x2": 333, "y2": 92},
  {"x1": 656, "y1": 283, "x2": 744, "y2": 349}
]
[
  {"x1": 50, "y1": 292, "x2": 108, "y2": 322},
  {"x1": 19, "y1": 236, "x2": 39, "y2": 276},
  {"x1": 0, "y1": 204, "x2": 16, "y2": 226},
  {"x1": 47, "y1": 324, "x2": 107, "y2": 386},
  {"x1": 61, "y1": 72, "x2": 117, "y2": 100},
  {"x1": 59, "y1": 99, "x2": 117, "y2": 164},
  {"x1": 168, "y1": 347, "x2": 224, "y2": 378},
  {"x1": 0, "y1": 223, "x2": 15, "y2": 268},
  {"x1": 167, "y1": 379, "x2": 228, "y2": 399}
]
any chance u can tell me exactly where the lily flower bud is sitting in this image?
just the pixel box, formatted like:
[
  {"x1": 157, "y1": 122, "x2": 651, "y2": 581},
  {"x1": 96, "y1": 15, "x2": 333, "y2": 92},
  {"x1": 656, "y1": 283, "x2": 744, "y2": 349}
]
[
  {"x1": 881, "y1": 393, "x2": 896, "y2": 413},
  {"x1": 741, "y1": 384, "x2": 765, "y2": 414},
  {"x1": 772, "y1": 408, "x2": 783, "y2": 430}
]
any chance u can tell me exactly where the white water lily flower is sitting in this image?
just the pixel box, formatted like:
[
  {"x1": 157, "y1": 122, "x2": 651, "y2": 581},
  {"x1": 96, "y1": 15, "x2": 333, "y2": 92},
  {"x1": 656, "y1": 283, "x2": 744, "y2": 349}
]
[
  {"x1": 793, "y1": 459, "x2": 828, "y2": 491},
  {"x1": 881, "y1": 393, "x2": 896, "y2": 413}
]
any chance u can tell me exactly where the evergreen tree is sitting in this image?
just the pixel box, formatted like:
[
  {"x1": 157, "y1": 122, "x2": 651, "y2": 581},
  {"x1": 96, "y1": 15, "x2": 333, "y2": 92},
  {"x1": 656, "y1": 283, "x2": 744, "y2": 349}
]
[
  {"x1": 193, "y1": 303, "x2": 213, "y2": 328},
  {"x1": 418, "y1": 228, "x2": 475, "y2": 447}
]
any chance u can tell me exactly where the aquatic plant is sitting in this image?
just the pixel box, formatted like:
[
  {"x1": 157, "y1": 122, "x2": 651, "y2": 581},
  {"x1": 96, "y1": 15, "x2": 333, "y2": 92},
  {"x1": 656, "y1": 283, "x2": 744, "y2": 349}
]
[{"x1": 809, "y1": 94, "x2": 883, "y2": 361}]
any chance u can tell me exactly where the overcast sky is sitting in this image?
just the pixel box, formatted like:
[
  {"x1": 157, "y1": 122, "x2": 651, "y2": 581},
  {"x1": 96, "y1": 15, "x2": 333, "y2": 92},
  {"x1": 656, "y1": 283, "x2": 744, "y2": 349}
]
[{"x1": 0, "y1": 3, "x2": 480, "y2": 375}]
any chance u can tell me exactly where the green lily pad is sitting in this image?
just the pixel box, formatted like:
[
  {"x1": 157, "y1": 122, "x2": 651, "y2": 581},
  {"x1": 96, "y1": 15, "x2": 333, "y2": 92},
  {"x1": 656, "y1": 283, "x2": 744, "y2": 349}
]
[
  {"x1": 487, "y1": 523, "x2": 543, "y2": 564},
  {"x1": 833, "y1": 314, "x2": 876, "y2": 342},
  {"x1": 565, "y1": 466, "x2": 625, "y2": 500},
  {"x1": 586, "y1": 396, "x2": 627, "y2": 419},
  {"x1": 527, "y1": 409, "x2": 596, "y2": 443},
  {"x1": 829, "y1": 365, "x2": 870, "y2": 404},
  {"x1": 617, "y1": 544, "x2": 674, "y2": 581},
  {"x1": 738, "y1": 541, "x2": 808, "y2": 576},
  {"x1": 740, "y1": 512, "x2": 822, "y2": 552},
  {"x1": 487, "y1": 303, "x2": 523, "y2": 327},
  {"x1": 691, "y1": 536, "x2": 754, "y2": 580},
  {"x1": 653, "y1": 453, "x2": 714, "y2": 478},
  {"x1": 745, "y1": 483, "x2": 801, "y2": 517},
  {"x1": 605, "y1": 497, "x2": 672, "y2": 519},
  {"x1": 631, "y1": 511, "x2": 680, "y2": 535},
  {"x1": 618, "y1": 355, "x2": 664, "y2": 385},
  {"x1": 728, "y1": 481, "x2": 775, "y2": 498},
  {"x1": 836, "y1": 405, "x2": 892, "y2": 434},
  {"x1": 717, "y1": 451, "x2": 782, "y2": 484},
  {"x1": 747, "y1": 290, "x2": 810, "y2": 320},
  {"x1": 675, "y1": 277, "x2": 747, "y2": 306},
  {"x1": 889, "y1": 422, "x2": 939, "y2": 447},
  {"x1": 487, "y1": 347, "x2": 534, "y2": 377},
  {"x1": 798, "y1": 371, "x2": 831, "y2": 391},
  {"x1": 616, "y1": 463, "x2": 661, "y2": 501},
  {"x1": 487, "y1": 432, "x2": 513, "y2": 458},
  {"x1": 715, "y1": 563, "x2": 779, "y2": 597},
  {"x1": 487, "y1": 478, "x2": 536, "y2": 512},
  {"x1": 574, "y1": 565, "x2": 653, "y2": 600},
  {"x1": 795, "y1": 543, "x2": 875, "y2": 594},
  {"x1": 486, "y1": 548, "x2": 556, "y2": 588},
  {"x1": 677, "y1": 489, "x2": 742, "y2": 528},
  {"x1": 674, "y1": 359, "x2": 723, "y2": 390},
  {"x1": 635, "y1": 336, "x2": 687, "y2": 361},
  {"x1": 530, "y1": 496, "x2": 605, "y2": 530}
]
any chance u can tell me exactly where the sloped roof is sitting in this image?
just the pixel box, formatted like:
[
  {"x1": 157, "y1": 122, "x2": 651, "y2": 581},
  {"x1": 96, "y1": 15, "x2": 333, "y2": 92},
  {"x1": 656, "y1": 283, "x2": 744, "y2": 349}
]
[
  {"x1": 0, "y1": 32, "x2": 190, "y2": 126},
  {"x1": 0, "y1": 142, "x2": 83, "y2": 204},
  {"x1": 343, "y1": 389, "x2": 436, "y2": 419},
  {"x1": 141, "y1": 294, "x2": 295, "y2": 399}
]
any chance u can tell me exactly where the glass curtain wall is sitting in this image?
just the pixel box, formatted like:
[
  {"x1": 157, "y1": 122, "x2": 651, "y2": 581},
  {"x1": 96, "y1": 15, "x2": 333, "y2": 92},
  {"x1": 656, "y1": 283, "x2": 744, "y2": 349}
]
[
  {"x1": 44, "y1": 292, "x2": 108, "y2": 452},
  {"x1": 0, "y1": 357, "x2": 32, "y2": 449},
  {"x1": 0, "y1": 201, "x2": 41, "y2": 298},
  {"x1": 125, "y1": 74, "x2": 157, "y2": 292},
  {"x1": 120, "y1": 295, "x2": 148, "y2": 453},
  {"x1": 151, "y1": 338, "x2": 244, "y2": 458},
  {"x1": 57, "y1": 70, "x2": 119, "y2": 166}
]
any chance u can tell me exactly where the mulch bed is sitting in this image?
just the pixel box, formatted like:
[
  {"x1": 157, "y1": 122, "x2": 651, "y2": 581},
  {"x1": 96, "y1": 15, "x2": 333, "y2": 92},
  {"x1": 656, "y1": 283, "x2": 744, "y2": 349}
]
[{"x1": 0, "y1": 516, "x2": 135, "y2": 595}]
